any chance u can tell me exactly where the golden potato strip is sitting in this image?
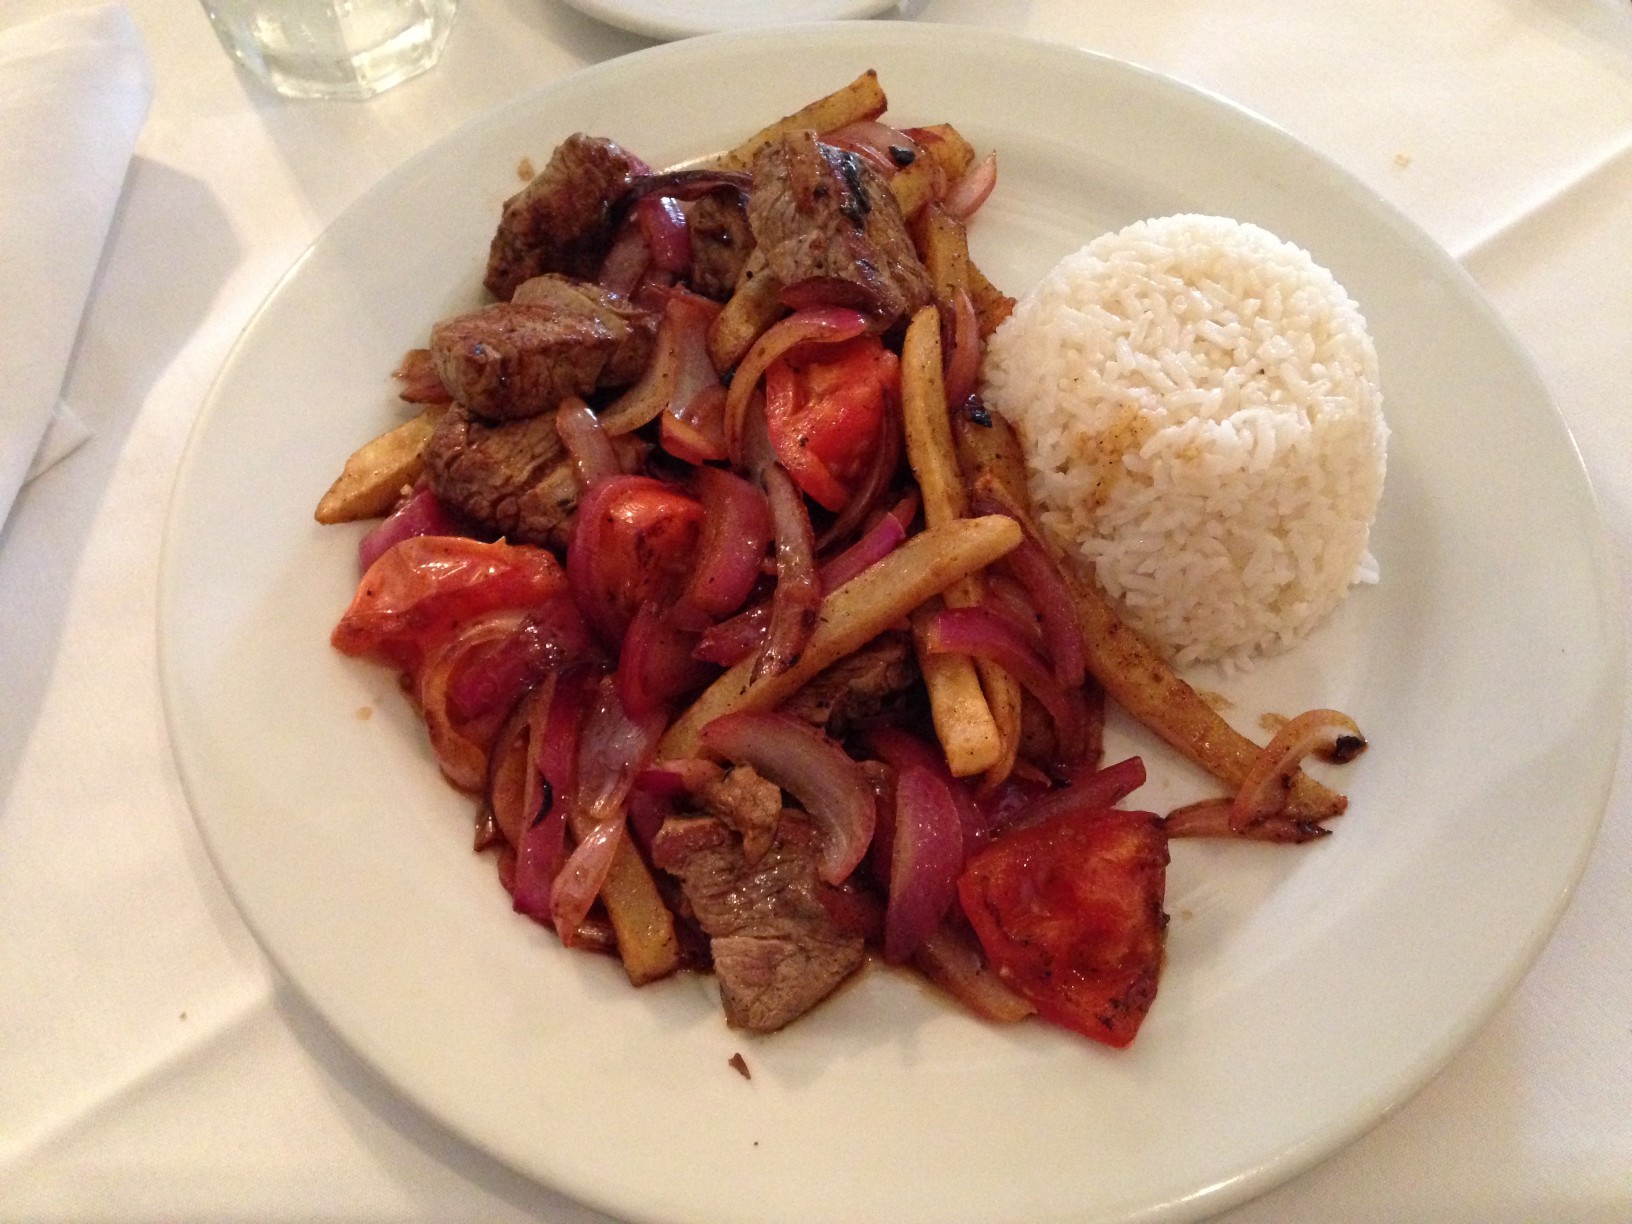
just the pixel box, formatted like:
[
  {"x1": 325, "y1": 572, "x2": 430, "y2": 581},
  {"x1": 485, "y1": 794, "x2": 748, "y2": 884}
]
[
  {"x1": 971, "y1": 469, "x2": 1347, "y2": 822},
  {"x1": 314, "y1": 406, "x2": 446, "y2": 524},
  {"x1": 914, "y1": 204, "x2": 971, "y2": 308},
  {"x1": 889, "y1": 153, "x2": 948, "y2": 221},
  {"x1": 660, "y1": 515, "x2": 1023, "y2": 761},
  {"x1": 900, "y1": 307, "x2": 967, "y2": 525},
  {"x1": 969, "y1": 263, "x2": 1016, "y2": 338},
  {"x1": 911, "y1": 599, "x2": 1003, "y2": 777},
  {"x1": 574, "y1": 824, "x2": 680, "y2": 986},
  {"x1": 707, "y1": 250, "x2": 785, "y2": 373},
  {"x1": 703, "y1": 70, "x2": 888, "y2": 172},
  {"x1": 954, "y1": 410, "x2": 1031, "y2": 513},
  {"x1": 912, "y1": 123, "x2": 976, "y2": 181},
  {"x1": 900, "y1": 306, "x2": 1006, "y2": 776}
]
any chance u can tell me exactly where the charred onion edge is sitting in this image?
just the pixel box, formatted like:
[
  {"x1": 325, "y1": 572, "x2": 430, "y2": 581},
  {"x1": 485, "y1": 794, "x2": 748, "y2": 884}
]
[{"x1": 1231, "y1": 709, "x2": 1365, "y2": 831}]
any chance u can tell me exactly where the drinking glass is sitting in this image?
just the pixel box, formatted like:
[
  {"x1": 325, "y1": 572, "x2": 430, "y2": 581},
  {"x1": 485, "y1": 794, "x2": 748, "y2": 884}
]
[{"x1": 200, "y1": 0, "x2": 458, "y2": 101}]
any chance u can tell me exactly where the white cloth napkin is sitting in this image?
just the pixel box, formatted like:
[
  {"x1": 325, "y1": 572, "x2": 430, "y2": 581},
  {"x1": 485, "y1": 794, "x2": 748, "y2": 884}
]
[{"x1": 0, "y1": 4, "x2": 151, "y2": 529}]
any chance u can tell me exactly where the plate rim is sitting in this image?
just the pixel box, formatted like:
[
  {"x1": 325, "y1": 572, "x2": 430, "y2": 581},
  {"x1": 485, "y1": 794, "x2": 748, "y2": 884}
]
[{"x1": 554, "y1": 0, "x2": 899, "y2": 41}]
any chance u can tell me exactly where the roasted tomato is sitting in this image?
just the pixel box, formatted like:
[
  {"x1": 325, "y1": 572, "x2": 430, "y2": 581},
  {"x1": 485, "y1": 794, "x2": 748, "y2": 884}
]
[
  {"x1": 764, "y1": 335, "x2": 898, "y2": 512},
  {"x1": 331, "y1": 535, "x2": 574, "y2": 673},
  {"x1": 568, "y1": 474, "x2": 705, "y2": 641},
  {"x1": 957, "y1": 808, "x2": 1168, "y2": 1048}
]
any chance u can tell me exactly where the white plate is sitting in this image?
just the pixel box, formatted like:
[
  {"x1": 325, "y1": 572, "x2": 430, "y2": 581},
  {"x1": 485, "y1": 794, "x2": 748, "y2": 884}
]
[
  {"x1": 159, "y1": 23, "x2": 1624, "y2": 1224},
  {"x1": 557, "y1": 0, "x2": 897, "y2": 41}
]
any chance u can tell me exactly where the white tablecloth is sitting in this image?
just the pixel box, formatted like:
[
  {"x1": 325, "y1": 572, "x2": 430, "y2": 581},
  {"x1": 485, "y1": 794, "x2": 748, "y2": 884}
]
[{"x1": 2, "y1": 0, "x2": 1629, "y2": 1219}]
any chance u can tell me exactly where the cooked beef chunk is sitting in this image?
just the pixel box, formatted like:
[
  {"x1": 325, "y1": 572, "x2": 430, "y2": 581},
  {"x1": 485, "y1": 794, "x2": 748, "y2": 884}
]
[
  {"x1": 429, "y1": 276, "x2": 656, "y2": 421},
  {"x1": 779, "y1": 631, "x2": 920, "y2": 737},
  {"x1": 422, "y1": 407, "x2": 578, "y2": 547},
  {"x1": 485, "y1": 134, "x2": 645, "y2": 300},
  {"x1": 696, "y1": 764, "x2": 782, "y2": 866},
  {"x1": 651, "y1": 814, "x2": 864, "y2": 1032},
  {"x1": 688, "y1": 189, "x2": 756, "y2": 301},
  {"x1": 746, "y1": 129, "x2": 932, "y2": 328}
]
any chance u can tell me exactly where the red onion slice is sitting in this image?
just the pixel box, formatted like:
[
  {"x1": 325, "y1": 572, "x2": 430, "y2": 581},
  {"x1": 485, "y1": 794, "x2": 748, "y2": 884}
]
[
  {"x1": 357, "y1": 489, "x2": 461, "y2": 572},
  {"x1": 556, "y1": 396, "x2": 621, "y2": 490},
  {"x1": 913, "y1": 918, "x2": 1035, "y2": 1023},
  {"x1": 885, "y1": 765, "x2": 967, "y2": 964},
  {"x1": 922, "y1": 606, "x2": 1089, "y2": 765},
  {"x1": 572, "y1": 675, "x2": 667, "y2": 831},
  {"x1": 548, "y1": 817, "x2": 624, "y2": 943},
  {"x1": 676, "y1": 466, "x2": 774, "y2": 625},
  {"x1": 941, "y1": 287, "x2": 982, "y2": 410},
  {"x1": 754, "y1": 462, "x2": 822, "y2": 683},
  {"x1": 1164, "y1": 797, "x2": 1331, "y2": 844},
  {"x1": 971, "y1": 492, "x2": 1087, "y2": 690},
  {"x1": 597, "y1": 222, "x2": 650, "y2": 298},
  {"x1": 1008, "y1": 757, "x2": 1147, "y2": 834},
  {"x1": 723, "y1": 308, "x2": 871, "y2": 465},
  {"x1": 700, "y1": 712, "x2": 877, "y2": 885},
  {"x1": 599, "y1": 289, "x2": 723, "y2": 438},
  {"x1": 941, "y1": 151, "x2": 998, "y2": 222},
  {"x1": 415, "y1": 610, "x2": 534, "y2": 792},
  {"x1": 634, "y1": 195, "x2": 691, "y2": 274}
]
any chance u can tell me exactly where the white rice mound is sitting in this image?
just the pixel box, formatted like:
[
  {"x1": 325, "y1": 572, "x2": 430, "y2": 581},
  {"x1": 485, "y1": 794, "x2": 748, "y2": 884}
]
[{"x1": 982, "y1": 214, "x2": 1388, "y2": 669}]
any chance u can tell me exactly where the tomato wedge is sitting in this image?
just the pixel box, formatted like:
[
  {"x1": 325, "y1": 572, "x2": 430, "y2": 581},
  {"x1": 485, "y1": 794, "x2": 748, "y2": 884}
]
[
  {"x1": 763, "y1": 336, "x2": 898, "y2": 512},
  {"x1": 568, "y1": 475, "x2": 705, "y2": 642},
  {"x1": 332, "y1": 536, "x2": 572, "y2": 674},
  {"x1": 957, "y1": 808, "x2": 1168, "y2": 1048}
]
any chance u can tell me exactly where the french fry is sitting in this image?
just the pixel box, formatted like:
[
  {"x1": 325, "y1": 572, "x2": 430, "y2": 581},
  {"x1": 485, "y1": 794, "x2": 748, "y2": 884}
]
[
  {"x1": 914, "y1": 204, "x2": 971, "y2": 309},
  {"x1": 707, "y1": 250, "x2": 785, "y2": 373},
  {"x1": 954, "y1": 409, "x2": 1031, "y2": 512},
  {"x1": 889, "y1": 153, "x2": 948, "y2": 221},
  {"x1": 910, "y1": 123, "x2": 977, "y2": 181},
  {"x1": 660, "y1": 515, "x2": 1023, "y2": 761},
  {"x1": 702, "y1": 70, "x2": 888, "y2": 172},
  {"x1": 899, "y1": 306, "x2": 1011, "y2": 777},
  {"x1": 565, "y1": 810, "x2": 681, "y2": 986},
  {"x1": 911, "y1": 598, "x2": 1003, "y2": 776},
  {"x1": 314, "y1": 405, "x2": 446, "y2": 524},
  {"x1": 969, "y1": 263, "x2": 1016, "y2": 337}
]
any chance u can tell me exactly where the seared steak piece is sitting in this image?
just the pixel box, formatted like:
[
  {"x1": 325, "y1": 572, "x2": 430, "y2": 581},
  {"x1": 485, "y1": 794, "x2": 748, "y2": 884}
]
[
  {"x1": 422, "y1": 407, "x2": 578, "y2": 547},
  {"x1": 780, "y1": 631, "x2": 920, "y2": 737},
  {"x1": 688, "y1": 189, "x2": 756, "y2": 301},
  {"x1": 485, "y1": 134, "x2": 645, "y2": 300},
  {"x1": 429, "y1": 276, "x2": 656, "y2": 421},
  {"x1": 651, "y1": 814, "x2": 864, "y2": 1032},
  {"x1": 696, "y1": 764, "x2": 782, "y2": 865},
  {"x1": 746, "y1": 129, "x2": 932, "y2": 328}
]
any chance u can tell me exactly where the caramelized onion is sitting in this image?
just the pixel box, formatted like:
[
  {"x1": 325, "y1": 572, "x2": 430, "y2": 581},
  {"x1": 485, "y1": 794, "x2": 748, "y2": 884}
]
[
  {"x1": 941, "y1": 151, "x2": 998, "y2": 222},
  {"x1": 556, "y1": 395, "x2": 621, "y2": 491},
  {"x1": 549, "y1": 817, "x2": 624, "y2": 942},
  {"x1": 415, "y1": 610, "x2": 533, "y2": 791},
  {"x1": 700, "y1": 712, "x2": 876, "y2": 885},
  {"x1": 1163, "y1": 797, "x2": 1331, "y2": 844},
  {"x1": 1232, "y1": 709, "x2": 1365, "y2": 831},
  {"x1": 913, "y1": 918, "x2": 1035, "y2": 1023},
  {"x1": 599, "y1": 290, "x2": 723, "y2": 439}
]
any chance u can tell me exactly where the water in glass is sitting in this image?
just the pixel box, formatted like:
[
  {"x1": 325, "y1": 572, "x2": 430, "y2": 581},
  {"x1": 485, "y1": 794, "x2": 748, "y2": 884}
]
[{"x1": 201, "y1": 0, "x2": 458, "y2": 100}]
